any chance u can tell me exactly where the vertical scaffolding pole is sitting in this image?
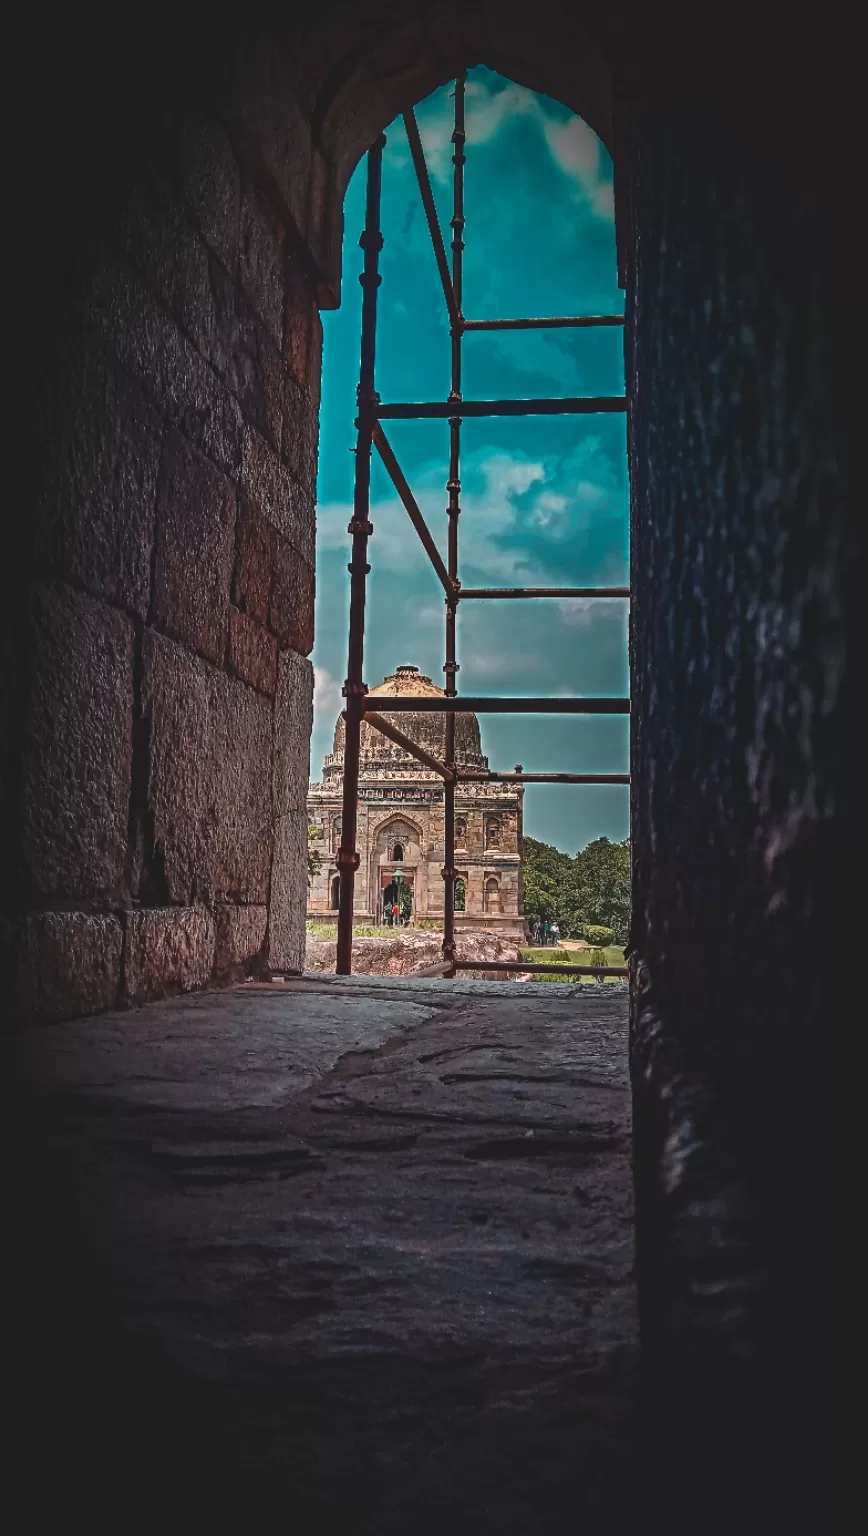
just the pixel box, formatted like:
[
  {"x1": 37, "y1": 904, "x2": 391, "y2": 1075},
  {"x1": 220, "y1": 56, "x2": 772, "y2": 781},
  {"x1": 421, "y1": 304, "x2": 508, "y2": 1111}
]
[
  {"x1": 336, "y1": 134, "x2": 386, "y2": 975},
  {"x1": 442, "y1": 72, "x2": 466, "y2": 975}
]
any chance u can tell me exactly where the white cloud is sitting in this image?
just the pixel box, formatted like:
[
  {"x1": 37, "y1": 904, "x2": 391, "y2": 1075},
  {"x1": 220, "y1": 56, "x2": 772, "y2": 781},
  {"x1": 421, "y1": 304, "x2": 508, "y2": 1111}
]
[{"x1": 313, "y1": 665, "x2": 343, "y2": 721}]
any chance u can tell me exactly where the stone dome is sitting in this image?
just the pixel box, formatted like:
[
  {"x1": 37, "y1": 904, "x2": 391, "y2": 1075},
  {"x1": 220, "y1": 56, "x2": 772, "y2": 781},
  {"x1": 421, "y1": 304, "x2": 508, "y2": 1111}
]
[{"x1": 326, "y1": 665, "x2": 488, "y2": 781}]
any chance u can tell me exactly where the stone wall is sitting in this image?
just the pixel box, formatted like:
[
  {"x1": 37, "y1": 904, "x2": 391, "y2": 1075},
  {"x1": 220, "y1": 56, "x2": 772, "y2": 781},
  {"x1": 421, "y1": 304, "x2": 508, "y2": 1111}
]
[{"x1": 7, "y1": 29, "x2": 323, "y2": 1020}]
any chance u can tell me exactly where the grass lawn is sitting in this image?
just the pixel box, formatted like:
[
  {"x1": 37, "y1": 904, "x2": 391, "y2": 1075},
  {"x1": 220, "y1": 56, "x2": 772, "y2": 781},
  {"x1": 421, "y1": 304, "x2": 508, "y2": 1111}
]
[{"x1": 518, "y1": 944, "x2": 627, "y2": 983}]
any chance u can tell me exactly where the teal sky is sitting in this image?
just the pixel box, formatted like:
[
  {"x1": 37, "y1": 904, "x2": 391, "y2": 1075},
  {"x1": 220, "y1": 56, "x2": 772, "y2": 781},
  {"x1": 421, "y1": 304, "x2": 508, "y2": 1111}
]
[{"x1": 312, "y1": 68, "x2": 629, "y2": 854}]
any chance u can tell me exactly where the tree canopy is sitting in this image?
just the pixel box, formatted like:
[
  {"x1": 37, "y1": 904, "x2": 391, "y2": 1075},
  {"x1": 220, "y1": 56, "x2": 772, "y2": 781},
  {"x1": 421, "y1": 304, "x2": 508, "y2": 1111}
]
[{"x1": 521, "y1": 835, "x2": 630, "y2": 944}]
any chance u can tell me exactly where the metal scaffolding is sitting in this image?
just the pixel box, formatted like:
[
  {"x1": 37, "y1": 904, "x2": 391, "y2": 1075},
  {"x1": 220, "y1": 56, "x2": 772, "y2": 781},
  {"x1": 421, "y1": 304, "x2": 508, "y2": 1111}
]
[{"x1": 336, "y1": 75, "x2": 630, "y2": 981}]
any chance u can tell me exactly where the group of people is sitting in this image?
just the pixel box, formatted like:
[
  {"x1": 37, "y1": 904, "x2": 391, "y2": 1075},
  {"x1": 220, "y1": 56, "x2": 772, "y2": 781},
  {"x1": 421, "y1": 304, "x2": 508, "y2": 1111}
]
[
  {"x1": 530, "y1": 918, "x2": 560, "y2": 947},
  {"x1": 383, "y1": 903, "x2": 409, "y2": 927}
]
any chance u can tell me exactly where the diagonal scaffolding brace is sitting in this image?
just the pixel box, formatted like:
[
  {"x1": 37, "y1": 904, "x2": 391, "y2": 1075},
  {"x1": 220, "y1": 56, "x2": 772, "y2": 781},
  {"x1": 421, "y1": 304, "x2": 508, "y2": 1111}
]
[{"x1": 335, "y1": 77, "x2": 630, "y2": 981}]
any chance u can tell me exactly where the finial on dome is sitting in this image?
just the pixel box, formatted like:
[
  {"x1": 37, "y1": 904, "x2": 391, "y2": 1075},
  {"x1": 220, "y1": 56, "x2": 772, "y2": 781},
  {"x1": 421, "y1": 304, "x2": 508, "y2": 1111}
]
[{"x1": 395, "y1": 664, "x2": 419, "y2": 676}]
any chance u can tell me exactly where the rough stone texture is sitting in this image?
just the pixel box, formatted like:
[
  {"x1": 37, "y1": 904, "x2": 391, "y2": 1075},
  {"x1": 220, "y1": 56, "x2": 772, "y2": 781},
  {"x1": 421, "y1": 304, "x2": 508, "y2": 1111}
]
[
  {"x1": 117, "y1": 164, "x2": 215, "y2": 355},
  {"x1": 305, "y1": 928, "x2": 530, "y2": 980},
  {"x1": 152, "y1": 429, "x2": 237, "y2": 663},
  {"x1": 627, "y1": 103, "x2": 850, "y2": 1513},
  {"x1": 268, "y1": 808, "x2": 308, "y2": 973},
  {"x1": 268, "y1": 536, "x2": 315, "y2": 654},
  {"x1": 88, "y1": 251, "x2": 244, "y2": 479},
  {"x1": 4, "y1": 984, "x2": 636, "y2": 1521},
  {"x1": 28, "y1": 342, "x2": 162, "y2": 618},
  {"x1": 272, "y1": 649, "x2": 314, "y2": 813},
  {"x1": 124, "y1": 906, "x2": 216, "y2": 1001},
  {"x1": 281, "y1": 374, "x2": 319, "y2": 504},
  {"x1": 18, "y1": 584, "x2": 133, "y2": 901},
  {"x1": 240, "y1": 425, "x2": 313, "y2": 562},
  {"x1": 232, "y1": 499, "x2": 274, "y2": 623},
  {"x1": 177, "y1": 109, "x2": 241, "y2": 276},
  {"x1": 240, "y1": 184, "x2": 285, "y2": 345},
  {"x1": 284, "y1": 254, "x2": 323, "y2": 406},
  {"x1": 227, "y1": 605, "x2": 277, "y2": 695},
  {"x1": 207, "y1": 256, "x2": 285, "y2": 451},
  {"x1": 142, "y1": 632, "x2": 274, "y2": 904},
  {"x1": 214, "y1": 903, "x2": 269, "y2": 975},
  {"x1": 1, "y1": 912, "x2": 123, "y2": 1023}
]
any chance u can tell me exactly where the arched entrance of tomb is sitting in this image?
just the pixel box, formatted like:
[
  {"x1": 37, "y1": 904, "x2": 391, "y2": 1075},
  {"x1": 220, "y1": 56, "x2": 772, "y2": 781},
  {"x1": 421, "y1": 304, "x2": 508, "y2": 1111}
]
[{"x1": 369, "y1": 814, "x2": 424, "y2": 924}]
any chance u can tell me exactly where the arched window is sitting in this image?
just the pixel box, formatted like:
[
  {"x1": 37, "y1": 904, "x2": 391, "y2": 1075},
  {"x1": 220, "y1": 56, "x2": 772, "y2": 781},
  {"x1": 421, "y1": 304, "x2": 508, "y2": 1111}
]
[
  {"x1": 455, "y1": 815, "x2": 468, "y2": 846},
  {"x1": 484, "y1": 877, "x2": 501, "y2": 914},
  {"x1": 330, "y1": 875, "x2": 340, "y2": 910},
  {"x1": 391, "y1": 841, "x2": 404, "y2": 862},
  {"x1": 454, "y1": 876, "x2": 466, "y2": 912},
  {"x1": 485, "y1": 815, "x2": 502, "y2": 850}
]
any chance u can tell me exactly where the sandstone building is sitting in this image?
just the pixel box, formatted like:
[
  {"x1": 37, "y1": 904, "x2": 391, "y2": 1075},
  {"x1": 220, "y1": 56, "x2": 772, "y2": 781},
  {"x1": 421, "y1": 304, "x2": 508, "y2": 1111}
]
[{"x1": 308, "y1": 666, "x2": 525, "y2": 937}]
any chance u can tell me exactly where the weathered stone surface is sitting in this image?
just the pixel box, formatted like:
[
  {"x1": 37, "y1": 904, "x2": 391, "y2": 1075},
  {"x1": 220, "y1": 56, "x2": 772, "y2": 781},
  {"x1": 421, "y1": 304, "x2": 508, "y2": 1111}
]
[
  {"x1": 269, "y1": 537, "x2": 315, "y2": 655},
  {"x1": 232, "y1": 500, "x2": 274, "y2": 623},
  {"x1": 268, "y1": 808, "x2": 308, "y2": 972},
  {"x1": 208, "y1": 256, "x2": 285, "y2": 450},
  {"x1": 124, "y1": 906, "x2": 215, "y2": 1001},
  {"x1": 118, "y1": 166, "x2": 214, "y2": 354},
  {"x1": 152, "y1": 430, "x2": 236, "y2": 663},
  {"x1": 89, "y1": 252, "x2": 244, "y2": 478},
  {"x1": 19, "y1": 584, "x2": 133, "y2": 901},
  {"x1": 227, "y1": 605, "x2": 277, "y2": 695},
  {"x1": 2, "y1": 911, "x2": 123, "y2": 1023},
  {"x1": 177, "y1": 109, "x2": 241, "y2": 275},
  {"x1": 240, "y1": 184, "x2": 285, "y2": 345},
  {"x1": 272, "y1": 649, "x2": 314, "y2": 815},
  {"x1": 281, "y1": 374, "x2": 319, "y2": 501},
  {"x1": 29, "y1": 343, "x2": 162, "y2": 618},
  {"x1": 240, "y1": 425, "x2": 311, "y2": 559},
  {"x1": 214, "y1": 903, "x2": 268, "y2": 974},
  {"x1": 305, "y1": 928, "x2": 530, "y2": 980},
  {"x1": 5, "y1": 985, "x2": 635, "y2": 1518},
  {"x1": 143, "y1": 632, "x2": 274, "y2": 903},
  {"x1": 284, "y1": 255, "x2": 323, "y2": 406}
]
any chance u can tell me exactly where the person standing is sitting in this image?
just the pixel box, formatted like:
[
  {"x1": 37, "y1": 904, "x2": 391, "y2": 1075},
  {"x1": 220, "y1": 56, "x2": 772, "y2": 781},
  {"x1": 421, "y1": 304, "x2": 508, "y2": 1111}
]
[{"x1": 551, "y1": 921, "x2": 560, "y2": 946}]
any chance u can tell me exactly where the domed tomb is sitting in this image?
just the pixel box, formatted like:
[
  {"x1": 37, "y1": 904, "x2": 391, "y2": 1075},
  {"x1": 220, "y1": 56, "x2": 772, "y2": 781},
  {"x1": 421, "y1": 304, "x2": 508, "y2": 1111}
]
[
  {"x1": 309, "y1": 665, "x2": 526, "y2": 937},
  {"x1": 325, "y1": 665, "x2": 488, "y2": 781}
]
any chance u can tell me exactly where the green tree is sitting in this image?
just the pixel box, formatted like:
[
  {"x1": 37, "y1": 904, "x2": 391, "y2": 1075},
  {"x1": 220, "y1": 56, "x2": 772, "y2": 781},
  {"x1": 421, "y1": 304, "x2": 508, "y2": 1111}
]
[
  {"x1": 307, "y1": 824, "x2": 323, "y2": 885},
  {"x1": 573, "y1": 837, "x2": 631, "y2": 945}
]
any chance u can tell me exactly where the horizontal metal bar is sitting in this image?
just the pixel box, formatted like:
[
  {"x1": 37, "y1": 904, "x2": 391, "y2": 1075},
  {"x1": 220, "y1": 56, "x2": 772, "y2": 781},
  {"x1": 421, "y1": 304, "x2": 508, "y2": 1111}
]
[
  {"x1": 456, "y1": 772, "x2": 630, "y2": 784},
  {"x1": 362, "y1": 696, "x2": 629, "y2": 715},
  {"x1": 403, "y1": 109, "x2": 461, "y2": 331},
  {"x1": 410, "y1": 961, "x2": 453, "y2": 978},
  {"x1": 372, "y1": 424, "x2": 454, "y2": 594},
  {"x1": 463, "y1": 315, "x2": 624, "y2": 331},
  {"x1": 454, "y1": 960, "x2": 628, "y2": 977},
  {"x1": 363, "y1": 709, "x2": 454, "y2": 779},
  {"x1": 375, "y1": 397, "x2": 627, "y2": 420},
  {"x1": 458, "y1": 586, "x2": 630, "y2": 600}
]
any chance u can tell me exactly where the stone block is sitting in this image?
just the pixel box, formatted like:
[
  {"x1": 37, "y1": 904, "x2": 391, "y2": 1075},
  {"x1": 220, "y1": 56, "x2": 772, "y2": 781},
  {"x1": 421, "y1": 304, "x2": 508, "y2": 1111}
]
[
  {"x1": 124, "y1": 906, "x2": 215, "y2": 1002},
  {"x1": 269, "y1": 537, "x2": 314, "y2": 655},
  {"x1": 2, "y1": 911, "x2": 123, "y2": 1023},
  {"x1": 89, "y1": 252, "x2": 244, "y2": 478},
  {"x1": 268, "y1": 808, "x2": 308, "y2": 974},
  {"x1": 143, "y1": 632, "x2": 274, "y2": 904},
  {"x1": 117, "y1": 166, "x2": 214, "y2": 354},
  {"x1": 28, "y1": 342, "x2": 162, "y2": 619},
  {"x1": 281, "y1": 375, "x2": 320, "y2": 505},
  {"x1": 177, "y1": 109, "x2": 240, "y2": 275},
  {"x1": 232, "y1": 500, "x2": 274, "y2": 623},
  {"x1": 240, "y1": 184, "x2": 285, "y2": 345},
  {"x1": 214, "y1": 903, "x2": 268, "y2": 975},
  {"x1": 228, "y1": 605, "x2": 277, "y2": 695},
  {"x1": 240, "y1": 426, "x2": 311, "y2": 559},
  {"x1": 207, "y1": 256, "x2": 285, "y2": 450},
  {"x1": 152, "y1": 430, "x2": 236, "y2": 664},
  {"x1": 273, "y1": 650, "x2": 314, "y2": 814},
  {"x1": 19, "y1": 584, "x2": 133, "y2": 901},
  {"x1": 284, "y1": 254, "x2": 322, "y2": 407}
]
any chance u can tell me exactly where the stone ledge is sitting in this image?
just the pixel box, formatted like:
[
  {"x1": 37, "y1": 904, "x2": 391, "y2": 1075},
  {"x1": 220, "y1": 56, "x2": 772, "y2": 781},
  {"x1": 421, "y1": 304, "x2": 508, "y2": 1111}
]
[{"x1": 123, "y1": 906, "x2": 216, "y2": 1003}]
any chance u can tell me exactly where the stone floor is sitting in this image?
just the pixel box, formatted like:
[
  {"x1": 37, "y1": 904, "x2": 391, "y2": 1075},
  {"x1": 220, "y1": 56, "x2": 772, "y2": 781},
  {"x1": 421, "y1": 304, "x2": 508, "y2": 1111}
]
[{"x1": 4, "y1": 978, "x2": 637, "y2": 1528}]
